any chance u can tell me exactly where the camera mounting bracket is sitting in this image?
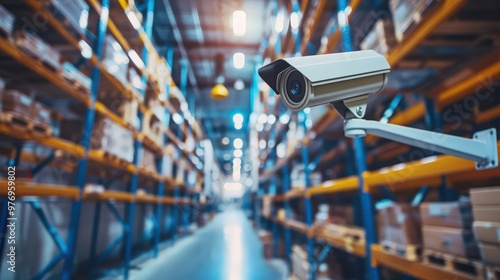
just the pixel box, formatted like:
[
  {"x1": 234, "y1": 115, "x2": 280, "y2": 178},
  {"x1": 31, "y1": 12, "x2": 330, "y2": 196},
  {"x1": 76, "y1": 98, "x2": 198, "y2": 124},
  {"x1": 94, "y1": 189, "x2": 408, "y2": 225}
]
[
  {"x1": 342, "y1": 118, "x2": 498, "y2": 170},
  {"x1": 331, "y1": 96, "x2": 369, "y2": 119}
]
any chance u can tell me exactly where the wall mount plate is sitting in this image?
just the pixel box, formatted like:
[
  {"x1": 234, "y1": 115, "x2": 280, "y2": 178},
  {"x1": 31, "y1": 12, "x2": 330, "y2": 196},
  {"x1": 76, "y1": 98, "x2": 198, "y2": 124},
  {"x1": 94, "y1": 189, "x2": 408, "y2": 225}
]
[{"x1": 474, "y1": 128, "x2": 498, "y2": 170}]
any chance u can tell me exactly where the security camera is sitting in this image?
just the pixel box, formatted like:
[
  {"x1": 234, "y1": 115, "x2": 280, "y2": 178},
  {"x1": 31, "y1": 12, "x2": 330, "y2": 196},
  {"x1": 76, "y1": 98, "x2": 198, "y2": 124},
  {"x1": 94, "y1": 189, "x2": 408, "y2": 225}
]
[
  {"x1": 258, "y1": 51, "x2": 498, "y2": 171},
  {"x1": 258, "y1": 50, "x2": 390, "y2": 116}
]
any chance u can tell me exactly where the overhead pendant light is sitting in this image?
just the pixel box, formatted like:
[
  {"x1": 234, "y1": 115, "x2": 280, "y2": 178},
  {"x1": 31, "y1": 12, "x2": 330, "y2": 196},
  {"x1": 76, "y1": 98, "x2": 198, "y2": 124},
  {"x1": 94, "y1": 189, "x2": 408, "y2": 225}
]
[
  {"x1": 232, "y1": 10, "x2": 246, "y2": 37},
  {"x1": 211, "y1": 53, "x2": 229, "y2": 100}
]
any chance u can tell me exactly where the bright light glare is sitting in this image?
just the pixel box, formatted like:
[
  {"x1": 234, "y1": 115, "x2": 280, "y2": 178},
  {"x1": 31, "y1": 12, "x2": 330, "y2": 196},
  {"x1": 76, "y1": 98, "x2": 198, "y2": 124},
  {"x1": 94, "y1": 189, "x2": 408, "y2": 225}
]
[
  {"x1": 256, "y1": 123, "x2": 264, "y2": 132},
  {"x1": 259, "y1": 139, "x2": 266, "y2": 149},
  {"x1": 79, "y1": 40, "x2": 92, "y2": 59},
  {"x1": 128, "y1": 50, "x2": 145, "y2": 69},
  {"x1": 233, "y1": 138, "x2": 243, "y2": 149},
  {"x1": 267, "y1": 114, "x2": 276, "y2": 125},
  {"x1": 234, "y1": 122, "x2": 243, "y2": 130},
  {"x1": 79, "y1": 10, "x2": 89, "y2": 29},
  {"x1": 233, "y1": 53, "x2": 245, "y2": 69},
  {"x1": 234, "y1": 149, "x2": 243, "y2": 157},
  {"x1": 234, "y1": 79, "x2": 245, "y2": 90},
  {"x1": 224, "y1": 182, "x2": 242, "y2": 191},
  {"x1": 258, "y1": 114, "x2": 268, "y2": 124},
  {"x1": 232, "y1": 10, "x2": 246, "y2": 37},
  {"x1": 222, "y1": 137, "x2": 230, "y2": 145},
  {"x1": 233, "y1": 158, "x2": 241, "y2": 166},
  {"x1": 338, "y1": 10, "x2": 348, "y2": 27},
  {"x1": 279, "y1": 114, "x2": 290, "y2": 124},
  {"x1": 290, "y1": 12, "x2": 299, "y2": 30},
  {"x1": 233, "y1": 113, "x2": 244, "y2": 124},
  {"x1": 232, "y1": 169, "x2": 241, "y2": 181},
  {"x1": 275, "y1": 10, "x2": 285, "y2": 33},
  {"x1": 172, "y1": 113, "x2": 183, "y2": 125},
  {"x1": 277, "y1": 143, "x2": 286, "y2": 158},
  {"x1": 126, "y1": 10, "x2": 141, "y2": 30}
]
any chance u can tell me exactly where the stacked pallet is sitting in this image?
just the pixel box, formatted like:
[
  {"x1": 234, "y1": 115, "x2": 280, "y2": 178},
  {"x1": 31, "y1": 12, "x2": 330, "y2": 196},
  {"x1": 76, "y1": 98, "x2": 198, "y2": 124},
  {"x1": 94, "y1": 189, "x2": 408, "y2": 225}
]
[
  {"x1": 471, "y1": 187, "x2": 500, "y2": 279},
  {"x1": 377, "y1": 202, "x2": 421, "y2": 261},
  {"x1": 420, "y1": 200, "x2": 484, "y2": 278}
]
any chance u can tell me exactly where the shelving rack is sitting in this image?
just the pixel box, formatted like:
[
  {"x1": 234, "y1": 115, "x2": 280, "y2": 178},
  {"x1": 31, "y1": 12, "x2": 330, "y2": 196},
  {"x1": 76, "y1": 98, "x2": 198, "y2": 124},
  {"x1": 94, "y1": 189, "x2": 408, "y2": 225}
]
[
  {"x1": 257, "y1": 0, "x2": 500, "y2": 279},
  {"x1": 0, "y1": 0, "x2": 207, "y2": 279}
]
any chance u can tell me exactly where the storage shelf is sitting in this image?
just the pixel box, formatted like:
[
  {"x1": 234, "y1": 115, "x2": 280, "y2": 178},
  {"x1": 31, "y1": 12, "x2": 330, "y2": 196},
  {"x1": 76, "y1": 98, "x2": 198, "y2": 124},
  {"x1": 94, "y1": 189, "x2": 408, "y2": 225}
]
[
  {"x1": 371, "y1": 244, "x2": 475, "y2": 280},
  {"x1": 84, "y1": 190, "x2": 135, "y2": 202},
  {"x1": 475, "y1": 105, "x2": 500, "y2": 124},
  {"x1": 88, "y1": 149, "x2": 137, "y2": 174},
  {"x1": 306, "y1": 176, "x2": 359, "y2": 197},
  {"x1": 0, "y1": 179, "x2": 79, "y2": 200},
  {"x1": 0, "y1": 123, "x2": 84, "y2": 156},
  {"x1": 320, "y1": 0, "x2": 362, "y2": 54},
  {"x1": 0, "y1": 37, "x2": 90, "y2": 106}
]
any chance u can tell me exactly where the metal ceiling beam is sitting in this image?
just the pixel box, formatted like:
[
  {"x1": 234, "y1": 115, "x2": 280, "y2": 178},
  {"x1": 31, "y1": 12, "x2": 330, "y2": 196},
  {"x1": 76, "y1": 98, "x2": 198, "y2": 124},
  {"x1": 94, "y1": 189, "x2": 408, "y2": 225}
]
[{"x1": 162, "y1": 0, "x2": 199, "y2": 94}]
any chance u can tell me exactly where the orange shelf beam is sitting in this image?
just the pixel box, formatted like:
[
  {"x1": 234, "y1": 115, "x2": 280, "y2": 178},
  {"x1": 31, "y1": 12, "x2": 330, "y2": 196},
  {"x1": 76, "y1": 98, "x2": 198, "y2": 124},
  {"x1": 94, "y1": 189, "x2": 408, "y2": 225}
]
[
  {"x1": 0, "y1": 179, "x2": 79, "y2": 200},
  {"x1": 306, "y1": 176, "x2": 359, "y2": 197},
  {"x1": 363, "y1": 142, "x2": 500, "y2": 192},
  {"x1": 475, "y1": 106, "x2": 500, "y2": 124},
  {"x1": 315, "y1": 230, "x2": 365, "y2": 257},
  {"x1": 84, "y1": 190, "x2": 135, "y2": 202}
]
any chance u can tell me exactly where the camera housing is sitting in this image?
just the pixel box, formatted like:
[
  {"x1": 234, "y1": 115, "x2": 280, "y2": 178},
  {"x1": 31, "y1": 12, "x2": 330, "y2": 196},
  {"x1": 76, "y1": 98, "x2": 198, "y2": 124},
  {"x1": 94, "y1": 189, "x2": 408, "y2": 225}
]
[{"x1": 258, "y1": 50, "x2": 391, "y2": 114}]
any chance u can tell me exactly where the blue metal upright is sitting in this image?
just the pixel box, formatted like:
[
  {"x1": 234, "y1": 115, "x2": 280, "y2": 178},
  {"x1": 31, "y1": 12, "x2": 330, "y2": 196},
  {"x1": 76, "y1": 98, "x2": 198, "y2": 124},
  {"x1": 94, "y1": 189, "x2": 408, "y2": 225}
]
[
  {"x1": 300, "y1": 111, "x2": 315, "y2": 280},
  {"x1": 282, "y1": 163, "x2": 292, "y2": 266},
  {"x1": 337, "y1": 0, "x2": 379, "y2": 278},
  {"x1": 62, "y1": 1, "x2": 109, "y2": 278},
  {"x1": 123, "y1": 0, "x2": 155, "y2": 277}
]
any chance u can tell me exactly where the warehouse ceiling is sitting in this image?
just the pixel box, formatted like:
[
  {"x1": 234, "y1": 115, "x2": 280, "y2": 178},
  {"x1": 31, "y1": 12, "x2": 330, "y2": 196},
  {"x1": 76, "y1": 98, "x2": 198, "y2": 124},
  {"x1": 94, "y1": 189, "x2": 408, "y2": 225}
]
[{"x1": 153, "y1": 0, "x2": 273, "y2": 173}]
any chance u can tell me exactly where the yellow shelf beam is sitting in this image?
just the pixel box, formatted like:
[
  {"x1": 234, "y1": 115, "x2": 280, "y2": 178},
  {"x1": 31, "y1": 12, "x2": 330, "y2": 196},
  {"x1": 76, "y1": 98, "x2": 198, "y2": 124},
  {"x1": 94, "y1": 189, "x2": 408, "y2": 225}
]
[
  {"x1": 371, "y1": 244, "x2": 475, "y2": 280},
  {"x1": 364, "y1": 142, "x2": 500, "y2": 192},
  {"x1": 88, "y1": 149, "x2": 137, "y2": 174},
  {"x1": 0, "y1": 179, "x2": 79, "y2": 200},
  {"x1": 306, "y1": 176, "x2": 359, "y2": 197}
]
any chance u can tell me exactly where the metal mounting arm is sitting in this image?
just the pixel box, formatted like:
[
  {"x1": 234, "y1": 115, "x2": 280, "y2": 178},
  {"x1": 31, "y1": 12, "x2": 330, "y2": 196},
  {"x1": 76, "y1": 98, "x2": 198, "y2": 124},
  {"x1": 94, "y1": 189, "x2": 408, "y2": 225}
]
[{"x1": 344, "y1": 118, "x2": 498, "y2": 170}]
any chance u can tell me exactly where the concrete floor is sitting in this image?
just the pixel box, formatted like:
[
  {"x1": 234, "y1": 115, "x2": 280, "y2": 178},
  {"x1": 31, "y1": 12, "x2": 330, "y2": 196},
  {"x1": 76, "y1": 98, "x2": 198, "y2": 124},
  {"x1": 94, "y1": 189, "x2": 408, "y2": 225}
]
[{"x1": 130, "y1": 210, "x2": 288, "y2": 280}]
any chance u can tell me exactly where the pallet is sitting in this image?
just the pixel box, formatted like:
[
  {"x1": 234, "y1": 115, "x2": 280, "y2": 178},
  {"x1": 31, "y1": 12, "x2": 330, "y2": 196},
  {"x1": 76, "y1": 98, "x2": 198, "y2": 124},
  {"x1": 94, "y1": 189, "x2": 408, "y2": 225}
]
[
  {"x1": 322, "y1": 224, "x2": 365, "y2": 243},
  {"x1": 423, "y1": 249, "x2": 486, "y2": 279},
  {"x1": 0, "y1": 112, "x2": 52, "y2": 137},
  {"x1": 487, "y1": 266, "x2": 500, "y2": 280},
  {"x1": 63, "y1": 76, "x2": 90, "y2": 96},
  {"x1": 381, "y1": 240, "x2": 421, "y2": 261},
  {"x1": 92, "y1": 150, "x2": 131, "y2": 167}
]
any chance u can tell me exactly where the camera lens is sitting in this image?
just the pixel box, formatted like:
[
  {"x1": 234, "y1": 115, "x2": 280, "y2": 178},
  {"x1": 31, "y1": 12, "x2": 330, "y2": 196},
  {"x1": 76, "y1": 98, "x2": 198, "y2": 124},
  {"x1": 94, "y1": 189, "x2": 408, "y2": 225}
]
[
  {"x1": 286, "y1": 70, "x2": 306, "y2": 104},
  {"x1": 290, "y1": 80, "x2": 301, "y2": 96}
]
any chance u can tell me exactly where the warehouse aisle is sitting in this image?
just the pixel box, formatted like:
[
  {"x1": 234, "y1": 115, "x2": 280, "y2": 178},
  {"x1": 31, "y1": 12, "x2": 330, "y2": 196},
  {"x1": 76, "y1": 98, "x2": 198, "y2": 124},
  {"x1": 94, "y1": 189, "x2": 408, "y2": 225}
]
[{"x1": 131, "y1": 210, "x2": 287, "y2": 280}]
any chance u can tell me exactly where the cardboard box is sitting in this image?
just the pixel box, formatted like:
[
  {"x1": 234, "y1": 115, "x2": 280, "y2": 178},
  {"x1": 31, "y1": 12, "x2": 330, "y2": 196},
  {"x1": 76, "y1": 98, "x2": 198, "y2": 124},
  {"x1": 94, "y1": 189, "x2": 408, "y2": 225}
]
[
  {"x1": 479, "y1": 243, "x2": 500, "y2": 265},
  {"x1": 470, "y1": 186, "x2": 500, "y2": 205},
  {"x1": 473, "y1": 205, "x2": 500, "y2": 223},
  {"x1": 420, "y1": 201, "x2": 473, "y2": 228},
  {"x1": 1, "y1": 90, "x2": 33, "y2": 115},
  {"x1": 360, "y1": 18, "x2": 397, "y2": 55},
  {"x1": 422, "y1": 226, "x2": 480, "y2": 258},
  {"x1": 377, "y1": 203, "x2": 420, "y2": 227},
  {"x1": 48, "y1": 0, "x2": 89, "y2": 34},
  {"x1": 474, "y1": 221, "x2": 500, "y2": 245},
  {"x1": 329, "y1": 205, "x2": 355, "y2": 225},
  {"x1": 379, "y1": 225, "x2": 421, "y2": 245}
]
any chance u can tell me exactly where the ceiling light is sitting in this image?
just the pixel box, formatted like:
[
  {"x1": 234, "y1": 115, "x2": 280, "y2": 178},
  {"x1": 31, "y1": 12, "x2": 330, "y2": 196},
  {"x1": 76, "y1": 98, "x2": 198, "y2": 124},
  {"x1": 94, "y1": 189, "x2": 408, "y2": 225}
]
[
  {"x1": 223, "y1": 153, "x2": 231, "y2": 161},
  {"x1": 79, "y1": 40, "x2": 92, "y2": 59},
  {"x1": 233, "y1": 158, "x2": 241, "y2": 166},
  {"x1": 232, "y1": 10, "x2": 246, "y2": 37},
  {"x1": 275, "y1": 10, "x2": 285, "y2": 33},
  {"x1": 211, "y1": 83, "x2": 229, "y2": 100},
  {"x1": 222, "y1": 137, "x2": 230, "y2": 145},
  {"x1": 79, "y1": 10, "x2": 89, "y2": 29},
  {"x1": 224, "y1": 182, "x2": 242, "y2": 191},
  {"x1": 290, "y1": 12, "x2": 299, "y2": 30},
  {"x1": 234, "y1": 149, "x2": 243, "y2": 157},
  {"x1": 233, "y1": 53, "x2": 245, "y2": 69},
  {"x1": 233, "y1": 113, "x2": 243, "y2": 124},
  {"x1": 267, "y1": 114, "x2": 276, "y2": 125},
  {"x1": 234, "y1": 138, "x2": 243, "y2": 149},
  {"x1": 232, "y1": 170, "x2": 241, "y2": 182},
  {"x1": 256, "y1": 123, "x2": 264, "y2": 132},
  {"x1": 234, "y1": 79, "x2": 245, "y2": 90},
  {"x1": 277, "y1": 143, "x2": 286, "y2": 158},
  {"x1": 244, "y1": 177, "x2": 253, "y2": 186},
  {"x1": 235, "y1": 122, "x2": 243, "y2": 130}
]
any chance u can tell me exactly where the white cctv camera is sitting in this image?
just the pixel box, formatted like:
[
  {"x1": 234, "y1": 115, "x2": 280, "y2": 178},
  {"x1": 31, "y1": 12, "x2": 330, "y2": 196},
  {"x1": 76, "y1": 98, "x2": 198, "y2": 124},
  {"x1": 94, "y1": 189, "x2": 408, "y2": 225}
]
[
  {"x1": 258, "y1": 50, "x2": 498, "y2": 170},
  {"x1": 258, "y1": 50, "x2": 390, "y2": 117}
]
